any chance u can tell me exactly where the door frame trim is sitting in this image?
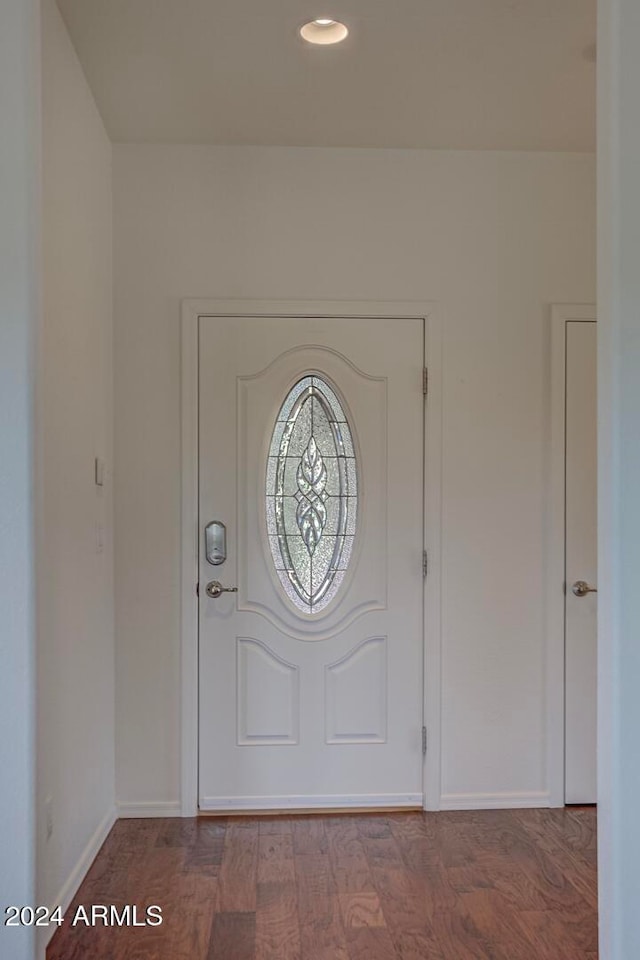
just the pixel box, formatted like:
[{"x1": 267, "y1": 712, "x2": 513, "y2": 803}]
[
  {"x1": 180, "y1": 299, "x2": 443, "y2": 816},
  {"x1": 548, "y1": 303, "x2": 597, "y2": 807}
]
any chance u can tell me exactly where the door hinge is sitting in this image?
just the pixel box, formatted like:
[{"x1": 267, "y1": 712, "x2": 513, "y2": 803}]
[
  {"x1": 422, "y1": 726, "x2": 427, "y2": 755},
  {"x1": 423, "y1": 367, "x2": 428, "y2": 395},
  {"x1": 423, "y1": 550, "x2": 428, "y2": 578},
  {"x1": 196, "y1": 582, "x2": 199, "y2": 597}
]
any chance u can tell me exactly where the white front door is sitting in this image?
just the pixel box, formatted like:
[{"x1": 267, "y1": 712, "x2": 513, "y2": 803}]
[
  {"x1": 565, "y1": 320, "x2": 597, "y2": 804},
  {"x1": 197, "y1": 314, "x2": 425, "y2": 811}
]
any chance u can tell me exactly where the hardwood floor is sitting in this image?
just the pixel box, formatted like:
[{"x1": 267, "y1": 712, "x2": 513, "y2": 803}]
[{"x1": 47, "y1": 807, "x2": 597, "y2": 960}]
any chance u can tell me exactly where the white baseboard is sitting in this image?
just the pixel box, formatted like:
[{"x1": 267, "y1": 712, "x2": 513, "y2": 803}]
[
  {"x1": 38, "y1": 805, "x2": 117, "y2": 958},
  {"x1": 117, "y1": 801, "x2": 182, "y2": 818},
  {"x1": 199, "y1": 793, "x2": 423, "y2": 812},
  {"x1": 439, "y1": 791, "x2": 550, "y2": 811}
]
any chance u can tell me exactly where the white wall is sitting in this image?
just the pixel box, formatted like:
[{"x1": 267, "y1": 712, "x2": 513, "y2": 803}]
[
  {"x1": 113, "y1": 145, "x2": 595, "y2": 810},
  {"x1": 597, "y1": 0, "x2": 640, "y2": 956},
  {"x1": 37, "y1": 0, "x2": 115, "y2": 933},
  {"x1": 0, "y1": 2, "x2": 39, "y2": 958}
]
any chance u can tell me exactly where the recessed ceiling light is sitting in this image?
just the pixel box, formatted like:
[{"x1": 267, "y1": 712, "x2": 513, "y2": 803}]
[{"x1": 300, "y1": 19, "x2": 349, "y2": 45}]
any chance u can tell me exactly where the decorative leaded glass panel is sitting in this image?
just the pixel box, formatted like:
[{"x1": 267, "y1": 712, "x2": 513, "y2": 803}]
[{"x1": 266, "y1": 375, "x2": 357, "y2": 614}]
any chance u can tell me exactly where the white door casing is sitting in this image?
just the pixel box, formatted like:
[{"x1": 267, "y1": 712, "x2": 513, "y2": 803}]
[
  {"x1": 197, "y1": 314, "x2": 425, "y2": 811},
  {"x1": 548, "y1": 305, "x2": 597, "y2": 806}
]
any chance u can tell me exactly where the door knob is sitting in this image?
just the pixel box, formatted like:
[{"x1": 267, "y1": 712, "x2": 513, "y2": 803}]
[
  {"x1": 205, "y1": 580, "x2": 238, "y2": 599},
  {"x1": 572, "y1": 580, "x2": 597, "y2": 598}
]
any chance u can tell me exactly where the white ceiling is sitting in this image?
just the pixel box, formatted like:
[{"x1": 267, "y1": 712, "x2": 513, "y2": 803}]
[{"x1": 56, "y1": 0, "x2": 596, "y2": 151}]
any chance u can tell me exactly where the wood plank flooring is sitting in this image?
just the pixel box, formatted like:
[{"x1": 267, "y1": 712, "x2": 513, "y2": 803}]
[{"x1": 47, "y1": 807, "x2": 597, "y2": 960}]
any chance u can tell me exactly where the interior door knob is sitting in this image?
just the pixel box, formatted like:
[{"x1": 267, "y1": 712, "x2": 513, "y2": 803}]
[
  {"x1": 572, "y1": 580, "x2": 597, "y2": 598},
  {"x1": 205, "y1": 580, "x2": 238, "y2": 599}
]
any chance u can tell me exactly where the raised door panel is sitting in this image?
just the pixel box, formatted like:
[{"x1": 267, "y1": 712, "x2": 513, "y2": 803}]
[
  {"x1": 325, "y1": 637, "x2": 387, "y2": 743},
  {"x1": 236, "y1": 638, "x2": 299, "y2": 745}
]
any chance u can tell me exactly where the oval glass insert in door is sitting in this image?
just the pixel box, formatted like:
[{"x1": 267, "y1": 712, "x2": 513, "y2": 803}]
[{"x1": 266, "y1": 375, "x2": 358, "y2": 614}]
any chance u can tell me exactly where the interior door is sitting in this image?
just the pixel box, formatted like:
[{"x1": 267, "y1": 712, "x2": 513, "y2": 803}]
[
  {"x1": 198, "y1": 314, "x2": 425, "y2": 811},
  {"x1": 565, "y1": 320, "x2": 597, "y2": 804}
]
